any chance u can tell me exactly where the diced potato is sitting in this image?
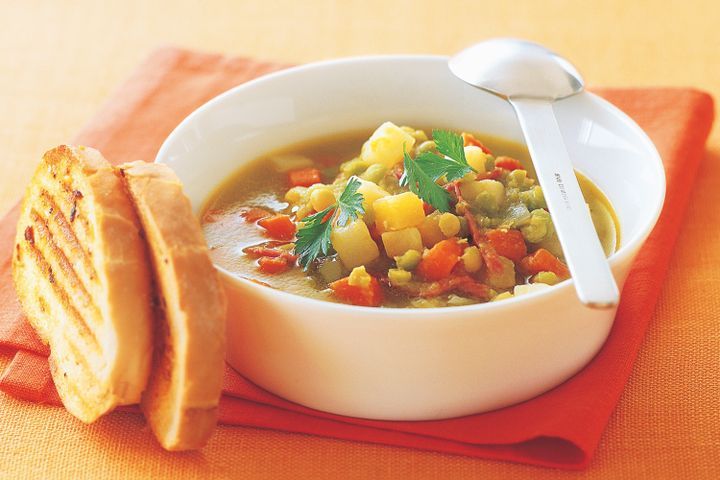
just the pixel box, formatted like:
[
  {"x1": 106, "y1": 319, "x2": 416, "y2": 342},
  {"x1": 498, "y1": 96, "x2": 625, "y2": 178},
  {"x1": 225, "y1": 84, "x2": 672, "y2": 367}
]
[
  {"x1": 388, "y1": 268, "x2": 412, "y2": 286},
  {"x1": 270, "y1": 154, "x2": 314, "y2": 173},
  {"x1": 310, "y1": 187, "x2": 336, "y2": 212},
  {"x1": 331, "y1": 219, "x2": 380, "y2": 269},
  {"x1": 464, "y1": 146, "x2": 489, "y2": 173},
  {"x1": 348, "y1": 265, "x2": 372, "y2": 287},
  {"x1": 360, "y1": 121, "x2": 416, "y2": 168},
  {"x1": 461, "y1": 246, "x2": 482, "y2": 273},
  {"x1": 381, "y1": 227, "x2": 423, "y2": 258},
  {"x1": 485, "y1": 256, "x2": 516, "y2": 290},
  {"x1": 460, "y1": 179, "x2": 505, "y2": 213},
  {"x1": 373, "y1": 191, "x2": 425, "y2": 232},
  {"x1": 438, "y1": 213, "x2": 461, "y2": 237},
  {"x1": 513, "y1": 283, "x2": 552, "y2": 296},
  {"x1": 356, "y1": 179, "x2": 389, "y2": 224},
  {"x1": 418, "y1": 212, "x2": 444, "y2": 247}
]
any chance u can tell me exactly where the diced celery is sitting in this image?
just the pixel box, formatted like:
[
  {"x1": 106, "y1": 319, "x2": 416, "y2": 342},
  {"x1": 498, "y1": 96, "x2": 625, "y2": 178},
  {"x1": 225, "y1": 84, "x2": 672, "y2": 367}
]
[
  {"x1": 360, "y1": 163, "x2": 388, "y2": 184},
  {"x1": 317, "y1": 256, "x2": 346, "y2": 284},
  {"x1": 388, "y1": 268, "x2": 412, "y2": 286},
  {"x1": 520, "y1": 209, "x2": 554, "y2": 243},
  {"x1": 395, "y1": 249, "x2": 422, "y2": 271}
]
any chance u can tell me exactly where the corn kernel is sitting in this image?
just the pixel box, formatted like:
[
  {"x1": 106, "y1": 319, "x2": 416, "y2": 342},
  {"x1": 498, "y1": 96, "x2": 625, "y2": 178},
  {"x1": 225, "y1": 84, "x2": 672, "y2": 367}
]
[
  {"x1": 348, "y1": 265, "x2": 371, "y2": 287},
  {"x1": 438, "y1": 213, "x2": 461, "y2": 237},
  {"x1": 461, "y1": 246, "x2": 482, "y2": 273},
  {"x1": 285, "y1": 186, "x2": 307, "y2": 203},
  {"x1": 310, "y1": 187, "x2": 336, "y2": 212}
]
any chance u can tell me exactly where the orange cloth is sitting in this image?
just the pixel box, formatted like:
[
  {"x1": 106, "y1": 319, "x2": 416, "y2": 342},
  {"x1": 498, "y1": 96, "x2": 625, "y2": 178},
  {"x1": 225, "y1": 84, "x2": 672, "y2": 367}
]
[{"x1": 0, "y1": 48, "x2": 713, "y2": 470}]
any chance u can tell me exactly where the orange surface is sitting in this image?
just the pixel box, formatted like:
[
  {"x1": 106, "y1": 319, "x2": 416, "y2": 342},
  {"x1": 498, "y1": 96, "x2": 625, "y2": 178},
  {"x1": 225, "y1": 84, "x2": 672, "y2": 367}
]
[{"x1": 1, "y1": 1, "x2": 719, "y2": 478}]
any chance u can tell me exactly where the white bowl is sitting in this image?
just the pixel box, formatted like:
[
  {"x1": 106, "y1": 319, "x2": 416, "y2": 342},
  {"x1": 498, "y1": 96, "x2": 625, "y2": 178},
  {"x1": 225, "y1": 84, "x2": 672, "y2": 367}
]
[{"x1": 156, "y1": 55, "x2": 665, "y2": 420}]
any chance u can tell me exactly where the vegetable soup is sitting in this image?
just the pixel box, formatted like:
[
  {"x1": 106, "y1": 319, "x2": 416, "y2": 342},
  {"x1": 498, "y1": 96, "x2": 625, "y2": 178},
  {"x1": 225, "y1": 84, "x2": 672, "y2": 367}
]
[{"x1": 202, "y1": 122, "x2": 619, "y2": 308}]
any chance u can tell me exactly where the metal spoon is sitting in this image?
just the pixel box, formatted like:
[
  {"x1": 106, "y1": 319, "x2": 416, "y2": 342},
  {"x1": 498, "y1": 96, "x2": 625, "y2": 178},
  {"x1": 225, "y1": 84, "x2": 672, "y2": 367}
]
[{"x1": 449, "y1": 38, "x2": 619, "y2": 308}]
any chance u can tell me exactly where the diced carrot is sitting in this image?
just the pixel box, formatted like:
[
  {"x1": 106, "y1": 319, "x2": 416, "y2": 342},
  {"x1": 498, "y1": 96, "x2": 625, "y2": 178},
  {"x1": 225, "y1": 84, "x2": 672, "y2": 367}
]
[
  {"x1": 388, "y1": 274, "x2": 491, "y2": 300},
  {"x1": 257, "y1": 214, "x2": 296, "y2": 240},
  {"x1": 416, "y1": 238, "x2": 464, "y2": 281},
  {"x1": 461, "y1": 132, "x2": 492, "y2": 154},
  {"x1": 485, "y1": 228, "x2": 528, "y2": 263},
  {"x1": 329, "y1": 276, "x2": 384, "y2": 307},
  {"x1": 241, "y1": 207, "x2": 273, "y2": 223},
  {"x1": 258, "y1": 256, "x2": 291, "y2": 274},
  {"x1": 495, "y1": 156, "x2": 525, "y2": 171},
  {"x1": 519, "y1": 248, "x2": 570, "y2": 279},
  {"x1": 476, "y1": 167, "x2": 505, "y2": 181},
  {"x1": 243, "y1": 244, "x2": 298, "y2": 262},
  {"x1": 288, "y1": 168, "x2": 322, "y2": 187}
]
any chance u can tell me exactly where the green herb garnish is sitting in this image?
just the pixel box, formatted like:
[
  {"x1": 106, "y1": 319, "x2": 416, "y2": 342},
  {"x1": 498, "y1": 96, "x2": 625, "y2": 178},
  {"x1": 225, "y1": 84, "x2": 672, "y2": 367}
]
[
  {"x1": 400, "y1": 130, "x2": 475, "y2": 212},
  {"x1": 294, "y1": 176, "x2": 365, "y2": 269}
]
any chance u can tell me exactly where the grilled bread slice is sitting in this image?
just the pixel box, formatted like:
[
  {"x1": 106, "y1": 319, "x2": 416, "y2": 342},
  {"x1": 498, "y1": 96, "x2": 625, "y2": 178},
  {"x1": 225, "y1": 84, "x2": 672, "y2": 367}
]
[
  {"x1": 120, "y1": 161, "x2": 226, "y2": 451},
  {"x1": 12, "y1": 145, "x2": 154, "y2": 423}
]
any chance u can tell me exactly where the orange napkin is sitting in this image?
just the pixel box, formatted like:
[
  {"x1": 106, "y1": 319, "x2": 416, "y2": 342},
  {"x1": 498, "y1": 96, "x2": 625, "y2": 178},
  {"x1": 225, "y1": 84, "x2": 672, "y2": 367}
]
[{"x1": 0, "y1": 47, "x2": 714, "y2": 470}]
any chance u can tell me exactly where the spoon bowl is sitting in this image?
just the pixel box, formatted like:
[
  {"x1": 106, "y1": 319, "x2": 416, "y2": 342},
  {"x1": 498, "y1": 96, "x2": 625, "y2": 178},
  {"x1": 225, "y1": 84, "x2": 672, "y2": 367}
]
[
  {"x1": 450, "y1": 38, "x2": 619, "y2": 308},
  {"x1": 449, "y1": 38, "x2": 584, "y2": 100}
]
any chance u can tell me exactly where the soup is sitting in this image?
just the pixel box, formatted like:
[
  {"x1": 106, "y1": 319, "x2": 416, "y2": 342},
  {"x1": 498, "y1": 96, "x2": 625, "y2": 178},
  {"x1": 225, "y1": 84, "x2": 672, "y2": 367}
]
[{"x1": 202, "y1": 122, "x2": 619, "y2": 308}]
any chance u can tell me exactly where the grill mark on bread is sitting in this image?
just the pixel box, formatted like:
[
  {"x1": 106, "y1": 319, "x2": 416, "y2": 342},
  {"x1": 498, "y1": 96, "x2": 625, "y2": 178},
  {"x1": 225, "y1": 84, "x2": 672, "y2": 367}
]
[
  {"x1": 36, "y1": 173, "x2": 94, "y2": 250},
  {"x1": 38, "y1": 191, "x2": 97, "y2": 286},
  {"x1": 29, "y1": 210, "x2": 103, "y2": 344},
  {"x1": 22, "y1": 239, "x2": 102, "y2": 364}
]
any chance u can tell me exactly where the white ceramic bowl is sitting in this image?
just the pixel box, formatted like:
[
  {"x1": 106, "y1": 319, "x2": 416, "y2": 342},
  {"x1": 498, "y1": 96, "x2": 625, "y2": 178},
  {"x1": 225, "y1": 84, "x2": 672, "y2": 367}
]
[{"x1": 156, "y1": 55, "x2": 665, "y2": 420}]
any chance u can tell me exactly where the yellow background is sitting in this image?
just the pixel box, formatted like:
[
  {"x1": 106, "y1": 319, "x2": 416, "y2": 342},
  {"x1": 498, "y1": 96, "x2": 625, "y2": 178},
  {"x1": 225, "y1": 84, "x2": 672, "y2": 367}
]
[{"x1": 1, "y1": 0, "x2": 718, "y2": 478}]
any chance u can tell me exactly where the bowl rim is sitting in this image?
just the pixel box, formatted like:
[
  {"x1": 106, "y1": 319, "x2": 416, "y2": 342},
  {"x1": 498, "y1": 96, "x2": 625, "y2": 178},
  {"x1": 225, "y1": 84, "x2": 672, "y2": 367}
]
[{"x1": 156, "y1": 54, "x2": 666, "y2": 316}]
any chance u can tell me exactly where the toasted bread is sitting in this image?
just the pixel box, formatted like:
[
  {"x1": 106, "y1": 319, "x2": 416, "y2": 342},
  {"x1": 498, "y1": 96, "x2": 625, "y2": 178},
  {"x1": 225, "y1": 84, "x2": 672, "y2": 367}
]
[
  {"x1": 12, "y1": 145, "x2": 154, "y2": 423},
  {"x1": 120, "y1": 161, "x2": 226, "y2": 451}
]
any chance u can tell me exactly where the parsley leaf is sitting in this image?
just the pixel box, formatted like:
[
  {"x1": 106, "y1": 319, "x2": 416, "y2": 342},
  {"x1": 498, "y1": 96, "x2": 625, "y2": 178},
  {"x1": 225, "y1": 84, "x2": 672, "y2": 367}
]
[
  {"x1": 401, "y1": 150, "x2": 452, "y2": 212},
  {"x1": 432, "y1": 129, "x2": 474, "y2": 181},
  {"x1": 399, "y1": 130, "x2": 476, "y2": 212},
  {"x1": 294, "y1": 176, "x2": 366, "y2": 269},
  {"x1": 335, "y1": 176, "x2": 365, "y2": 227},
  {"x1": 294, "y1": 206, "x2": 334, "y2": 269}
]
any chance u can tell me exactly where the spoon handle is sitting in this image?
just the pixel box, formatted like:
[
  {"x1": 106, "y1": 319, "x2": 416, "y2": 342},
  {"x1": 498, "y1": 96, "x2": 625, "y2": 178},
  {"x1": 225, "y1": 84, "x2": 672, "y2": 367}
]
[{"x1": 509, "y1": 97, "x2": 619, "y2": 308}]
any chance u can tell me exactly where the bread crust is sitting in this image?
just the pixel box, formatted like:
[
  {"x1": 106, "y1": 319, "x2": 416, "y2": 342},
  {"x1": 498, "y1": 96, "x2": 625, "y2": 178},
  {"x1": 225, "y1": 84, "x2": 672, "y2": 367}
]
[
  {"x1": 12, "y1": 145, "x2": 154, "y2": 423},
  {"x1": 120, "y1": 161, "x2": 226, "y2": 451}
]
